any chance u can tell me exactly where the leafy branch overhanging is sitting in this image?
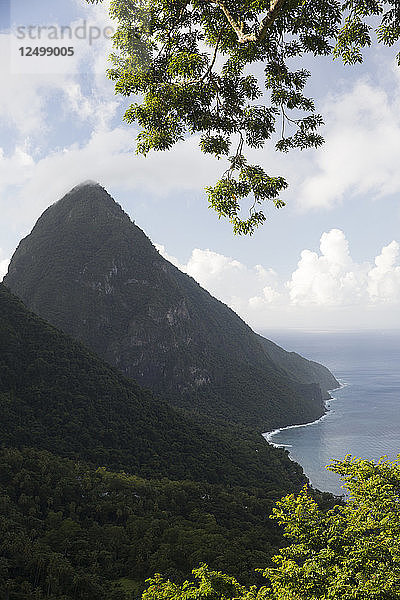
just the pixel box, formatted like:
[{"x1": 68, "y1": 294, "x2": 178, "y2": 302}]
[{"x1": 87, "y1": 0, "x2": 400, "y2": 234}]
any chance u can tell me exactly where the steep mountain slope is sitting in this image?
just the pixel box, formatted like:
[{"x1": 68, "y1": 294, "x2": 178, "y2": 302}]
[
  {"x1": 256, "y1": 335, "x2": 338, "y2": 398},
  {"x1": 4, "y1": 182, "x2": 338, "y2": 430},
  {"x1": 0, "y1": 283, "x2": 305, "y2": 490}
]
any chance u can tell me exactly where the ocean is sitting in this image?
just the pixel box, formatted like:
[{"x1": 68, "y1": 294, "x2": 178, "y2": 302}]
[{"x1": 261, "y1": 330, "x2": 400, "y2": 496}]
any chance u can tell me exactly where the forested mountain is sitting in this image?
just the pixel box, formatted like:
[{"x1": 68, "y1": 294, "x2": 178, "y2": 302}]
[
  {"x1": 0, "y1": 283, "x2": 305, "y2": 490},
  {"x1": 256, "y1": 335, "x2": 338, "y2": 397},
  {"x1": 0, "y1": 184, "x2": 341, "y2": 599},
  {"x1": 0, "y1": 447, "x2": 311, "y2": 598},
  {"x1": 0, "y1": 285, "x2": 334, "y2": 598},
  {"x1": 4, "y1": 182, "x2": 338, "y2": 430}
]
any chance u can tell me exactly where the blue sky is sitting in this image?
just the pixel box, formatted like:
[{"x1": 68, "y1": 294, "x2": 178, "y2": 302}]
[{"x1": 1, "y1": 0, "x2": 400, "y2": 331}]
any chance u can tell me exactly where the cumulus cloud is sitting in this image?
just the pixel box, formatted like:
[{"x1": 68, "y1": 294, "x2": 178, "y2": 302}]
[
  {"x1": 288, "y1": 229, "x2": 368, "y2": 306},
  {"x1": 298, "y1": 77, "x2": 400, "y2": 210},
  {"x1": 0, "y1": 252, "x2": 10, "y2": 281},
  {"x1": 156, "y1": 245, "x2": 281, "y2": 313},
  {"x1": 157, "y1": 229, "x2": 400, "y2": 330},
  {"x1": 368, "y1": 241, "x2": 400, "y2": 303}
]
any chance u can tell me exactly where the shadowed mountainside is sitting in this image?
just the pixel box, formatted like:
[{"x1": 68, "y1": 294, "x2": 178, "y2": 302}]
[
  {"x1": 0, "y1": 283, "x2": 306, "y2": 490},
  {"x1": 4, "y1": 182, "x2": 338, "y2": 430}
]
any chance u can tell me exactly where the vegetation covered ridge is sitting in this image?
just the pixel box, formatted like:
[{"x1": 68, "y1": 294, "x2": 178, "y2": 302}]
[
  {"x1": 0, "y1": 282, "x2": 306, "y2": 490},
  {"x1": 4, "y1": 182, "x2": 338, "y2": 431},
  {"x1": 1, "y1": 446, "x2": 325, "y2": 598},
  {"x1": 142, "y1": 455, "x2": 400, "y2": 599}
]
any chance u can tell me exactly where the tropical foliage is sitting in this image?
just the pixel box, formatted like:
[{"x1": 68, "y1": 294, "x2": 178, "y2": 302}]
[
  {"x1": 142, "y1": 455, "x2": 400, "y2": 599},
  {"x1": 0, "y1": 283, "x2": 307, "y2": 491},
  {"x1": 0, "y1": 447, "x2": 291, "y2": 598},
  {"x1": 86, "y1": 0, "x2": 400, "y2": 233},
  {"x1": 0, "y1": 283, "x2": 338, "y2": 599}
]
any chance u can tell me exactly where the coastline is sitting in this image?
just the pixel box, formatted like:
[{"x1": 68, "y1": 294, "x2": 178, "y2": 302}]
[{"x1": 263, "y1": 381, "x2": 346, "y2": 449}]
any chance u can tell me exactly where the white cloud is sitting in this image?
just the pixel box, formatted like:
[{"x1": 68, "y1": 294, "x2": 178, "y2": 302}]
[
  {"x1": 0, "y1": 0, "x2": 119, "y2": 140},
  {"x1": 157, "y1": 229, "x2": 400, "y2": 330},
  {"x1": 368, "y1": 241, "x2": 400, "y2": 303},
  {"x1": 62, "y1": 82, "x2": 119, "y2": 131},
  {"x1": 0, "y1": 126, "x2": 223, "y2": 237},
  {"x1": 288, "y1": 229, "x2": 368, "y2": 306},
  {"x1": 0, "y1": 252, "x2": 10, "y2": 281},
  {"x1": 0, "y1": 145, "x2": 35, "y2": 192},
  {"x1": 0, "y1": 37, "x2": 54, "y2": 136},
  {"x1": 298, "y1": 77, "x2": 400, "y2": 210},
  {"x1": 0, "y1": 1, "x2": 219, "y2": 229},
  {"x1": 156, "y1": 245, "x2": 280, "y2": 310}
]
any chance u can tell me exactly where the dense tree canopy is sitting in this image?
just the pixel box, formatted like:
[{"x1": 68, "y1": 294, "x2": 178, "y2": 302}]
[
  {"x1": 0, "y1": 447, "x2": 303, "y2": 598},
  {"x1": 142, "y1": 455, "x2": 400, "y2": 599},
  {"x1": 87, "y1": 0, "x2": 400, "y2": 234},
  {"x1": 0, "y1": 282, "x2": 309, "y2": 491}
]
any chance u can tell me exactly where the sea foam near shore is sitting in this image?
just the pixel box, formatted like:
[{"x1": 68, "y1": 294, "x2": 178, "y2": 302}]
[{"x1": 263, "y1": 381, "x2": 346, "y2": 449}]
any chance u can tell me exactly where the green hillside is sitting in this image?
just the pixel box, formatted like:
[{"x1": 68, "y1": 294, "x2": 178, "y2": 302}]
[
  {"x1": 0, "y1": 285, "x2": 339, "y2": 599},
  {"x1": 4, "y1": 182, "x2": 338, "y2": 431},
  {"x1": 256, "y1": 334, "x2": 339, "y2": 398},
  {"x1": 0, "y1": 283, "x2": 304, "y2": 490},
  {"x1": 0, "y1": 447, "x2": 286, "y2": 598}
]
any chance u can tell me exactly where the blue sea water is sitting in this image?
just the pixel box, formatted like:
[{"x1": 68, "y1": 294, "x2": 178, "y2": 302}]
[{"x1": 261, "y1": 331, "x2": 400, "y2": 496}]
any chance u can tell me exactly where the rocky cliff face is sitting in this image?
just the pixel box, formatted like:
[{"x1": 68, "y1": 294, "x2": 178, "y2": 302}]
[
  {"x1": 4, "y1": 182, "x2": 338, "y2": 430},
  {"x1": 255, "y1": 335, "x2": 339, "y2": 400},
  {"x1": 0, "y1": 283, "x2": 307, "y2": 489}
]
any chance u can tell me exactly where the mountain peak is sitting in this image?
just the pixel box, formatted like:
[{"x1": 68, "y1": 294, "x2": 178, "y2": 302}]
[
  {"x1": 37, "y1": 182, "x2": 134, "y2": 233},
  {"x1": 64, "y1": 180, "x2": 118, "y2": 203},
  {"x1": 72, "y1": 179, "x2": 102, "y2": 189},
  {"x1": 5, "y1": 184, "x2": 337, "y2": 429}
]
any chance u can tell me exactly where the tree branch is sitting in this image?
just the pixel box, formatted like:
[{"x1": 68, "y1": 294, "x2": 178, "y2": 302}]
[
  {"x1": 257, "y1": 0, "x2": 287, "y2": 42},
  {"x1": 201, "y1": 0, "x2": 247, "y2": 41},
  {"x1": 201, "y1": 32, "x2": 221, "y2": 81},
  {"x1": 201, "y1": 0, "x2": 287, "y2": 43}
]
